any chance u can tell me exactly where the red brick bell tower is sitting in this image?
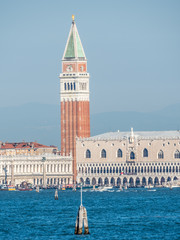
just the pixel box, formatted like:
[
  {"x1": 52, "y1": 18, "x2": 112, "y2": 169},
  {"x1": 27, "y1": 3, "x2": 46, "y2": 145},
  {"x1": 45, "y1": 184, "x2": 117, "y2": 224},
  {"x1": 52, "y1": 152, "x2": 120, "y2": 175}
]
[{"x1": 59, "y1": 15, "x2": 90, "y2": 182}]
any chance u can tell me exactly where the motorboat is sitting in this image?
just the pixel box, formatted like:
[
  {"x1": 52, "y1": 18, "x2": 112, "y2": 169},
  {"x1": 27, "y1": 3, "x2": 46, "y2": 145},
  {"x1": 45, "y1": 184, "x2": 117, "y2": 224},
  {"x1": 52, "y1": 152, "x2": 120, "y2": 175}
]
[
  {"x1": 0, "y1": 184, "x2": 16, "y2": 191},
  {"x1": 96, "y1": 186, "x2": 113, "y2": 192},
  {"x1": 144, "y1": 185, "x2": 154, "y2": 189}
]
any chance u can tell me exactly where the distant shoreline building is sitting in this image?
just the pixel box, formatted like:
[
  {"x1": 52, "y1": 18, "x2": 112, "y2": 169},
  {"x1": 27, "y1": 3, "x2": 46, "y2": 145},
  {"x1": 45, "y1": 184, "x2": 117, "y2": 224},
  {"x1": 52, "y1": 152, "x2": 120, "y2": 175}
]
[
  {"x1": 0, "y1": 142, "x2": 73, "y2": 186},
  {"x1": 76, "y1": 129, "x2": 180, "y2": 186},
  {"x1": 0, "y1": 141, "x2": 58, "y2": 156}
]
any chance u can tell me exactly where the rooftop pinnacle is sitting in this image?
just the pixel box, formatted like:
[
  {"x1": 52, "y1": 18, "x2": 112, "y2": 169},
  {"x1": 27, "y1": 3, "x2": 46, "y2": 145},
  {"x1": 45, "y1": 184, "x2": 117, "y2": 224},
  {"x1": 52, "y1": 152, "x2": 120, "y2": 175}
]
[{"x1": 62, "y1": 16, "x2": 86, "y2": 60}]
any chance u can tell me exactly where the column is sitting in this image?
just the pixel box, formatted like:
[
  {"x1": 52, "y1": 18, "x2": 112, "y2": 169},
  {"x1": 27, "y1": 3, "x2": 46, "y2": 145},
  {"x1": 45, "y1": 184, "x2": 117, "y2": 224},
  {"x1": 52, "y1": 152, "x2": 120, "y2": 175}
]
[{"x1": 11, "y1": 161, "x2": 15, "y2": 186}]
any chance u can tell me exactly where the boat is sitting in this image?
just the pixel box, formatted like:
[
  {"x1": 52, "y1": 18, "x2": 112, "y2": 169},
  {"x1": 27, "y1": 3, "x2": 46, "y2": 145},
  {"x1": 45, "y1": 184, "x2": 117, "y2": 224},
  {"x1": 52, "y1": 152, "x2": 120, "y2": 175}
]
[
  {"x1": 18, "y1": 188, "x2": 32, "y2": 191},
  {"x1": 103, "y1": 186, "x2": 113, "y2": 190},
  {"x1": 7, "y1": 185, "x2": 16, "y2": 191},
  {"x1": 144, "y1": 185, "x2": 154, "y2": 189},
  {"x1": 0, "y1": 184, "x2": 16, "y2": 191},
  {"x1": 18, "y1": 181, "x2": 33, "y2": 191},
  {"x1": 96, "y1": 186, "x2": 113, "y2": 192},
  {"x1": 96, "y1": 187, "x2": 104, "y2": 192},
  {"x1": 164, "y1": 181, "x2": 180, "y2": 188},
  {"x1": 171, "y1": 185, "x2": 180, "y2": 188}
]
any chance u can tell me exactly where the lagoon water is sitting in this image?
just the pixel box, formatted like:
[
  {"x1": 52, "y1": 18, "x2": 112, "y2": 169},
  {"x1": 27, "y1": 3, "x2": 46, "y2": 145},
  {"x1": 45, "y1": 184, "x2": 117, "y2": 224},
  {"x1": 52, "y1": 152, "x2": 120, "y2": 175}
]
[{"x1": 0, "y1": 188, "x2": 180, "y2": 240}]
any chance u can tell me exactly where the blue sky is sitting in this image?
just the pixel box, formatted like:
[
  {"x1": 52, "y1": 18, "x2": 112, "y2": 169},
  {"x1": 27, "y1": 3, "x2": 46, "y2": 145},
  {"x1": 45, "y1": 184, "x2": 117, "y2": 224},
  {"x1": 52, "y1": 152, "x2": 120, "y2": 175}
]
[{"x1": 0, "y1": 0, "x2": 180, "y2": 113}]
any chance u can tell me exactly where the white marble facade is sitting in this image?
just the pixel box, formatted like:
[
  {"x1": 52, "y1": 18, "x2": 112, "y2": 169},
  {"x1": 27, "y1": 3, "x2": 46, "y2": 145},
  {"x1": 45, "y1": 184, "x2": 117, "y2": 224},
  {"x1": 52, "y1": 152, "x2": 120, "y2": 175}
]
[
  {"x1": 76, "y1": 129, "x2": 180, "y2": 186},
  {"x1": 0, "y1": 154, "x2": 73, "y2": 186}
]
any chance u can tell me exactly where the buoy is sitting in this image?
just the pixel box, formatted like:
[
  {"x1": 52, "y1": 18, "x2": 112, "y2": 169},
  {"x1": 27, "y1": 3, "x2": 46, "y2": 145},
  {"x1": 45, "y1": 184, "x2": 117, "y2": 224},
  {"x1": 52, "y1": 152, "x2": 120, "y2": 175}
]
[
  {"x1": 119, "y1": 185, "x2": 123, "y2": 191},
  {"x1": 55, "y1": 189, "x2": 58, "y2": 200},
  {"x1": 75, "y1": 184, "x2": 90, "y2": 235}
]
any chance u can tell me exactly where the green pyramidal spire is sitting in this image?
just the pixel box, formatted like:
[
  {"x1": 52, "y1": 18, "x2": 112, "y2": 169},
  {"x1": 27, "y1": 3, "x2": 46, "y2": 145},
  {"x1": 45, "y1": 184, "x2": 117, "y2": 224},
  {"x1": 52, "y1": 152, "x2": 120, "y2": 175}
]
[{"x1": 63, "y1": 15, "x2": 86, "y2": 60}]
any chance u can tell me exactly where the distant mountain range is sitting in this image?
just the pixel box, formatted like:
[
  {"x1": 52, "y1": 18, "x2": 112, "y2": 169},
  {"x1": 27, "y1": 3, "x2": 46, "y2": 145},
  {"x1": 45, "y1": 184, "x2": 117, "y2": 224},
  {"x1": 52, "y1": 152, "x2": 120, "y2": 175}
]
[{"x1": 0, "y1": 103, "x2": 180, "y2": 148}]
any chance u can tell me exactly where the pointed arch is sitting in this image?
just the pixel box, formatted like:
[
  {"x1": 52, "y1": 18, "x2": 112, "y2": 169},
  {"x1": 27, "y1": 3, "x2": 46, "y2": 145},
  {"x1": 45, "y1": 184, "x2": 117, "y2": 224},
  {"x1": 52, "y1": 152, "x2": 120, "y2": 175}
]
[
  {"x1": 135, "y1": 177, "x2": 140, "y2": 186},
  {"x1": 104, "y1": 177, "x2": 109, "y2": 185},
  {"x1": 142, "y1": 177, "x2": 147, "y2": 186},
  {"x1": 148, "y1": 177, "x2": 153, "y2": 185},
  {"x1": 167, "y1": 176, "x2": 171, "y2": 182},
  {"x1": 129, "y1": 177, "x2": 134, "y2": 187},
  {"x1": 123, "y1": 177, "x2": 128, "y2": 185},
  {"x1": 143, "y1": 148, "x2": 148, "y2": 157},
  {"x1": 98, "y1": 178, "x2": 103, "y2": 186},
  {"x1": 86, "y1": 149, "x2": 91, "y2": 158},
  {"x1": 158, "y1": 150, "x2": 164, "y2": 159},
  {"x1": 110, "y1": 177, "x2": 115, "y2": 186},
  {"x1": 174, "y1": 150, "x2": 180, "y2": 159},
  {"x1": 101, "y1": 149, "x2": 106, "y2": 158},
  {"x1": 154, "y1": 177, "x2": 159, "y2": 185},
  {"x1": 92, "y1": 178, "x2": 96, "y2": 185},
  {"x1": 80, "y1": 178, "x2": 84, "y2": 184},
  {"x1": 161, "y1": 177, "x2": 165, "y2": 185},
  {"x1": 117, "y1": 149, "x2": 123, "y2": 158},
  {"x1": 130, "y1": 151, "x2": 135, "y2": 160},
  {"x1": 117, "y1": 177, "x2": 121, "y2": 186},
  {"x1": 85, "y1": 178, "x2": 90, "y2": 185}
]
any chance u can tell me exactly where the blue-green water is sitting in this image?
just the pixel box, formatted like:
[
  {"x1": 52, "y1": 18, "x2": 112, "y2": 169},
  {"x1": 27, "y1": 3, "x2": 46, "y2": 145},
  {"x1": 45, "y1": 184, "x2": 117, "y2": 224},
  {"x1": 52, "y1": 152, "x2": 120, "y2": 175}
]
[{"x1": 0, "y1": 188, "x2": 180, "y2": 240}]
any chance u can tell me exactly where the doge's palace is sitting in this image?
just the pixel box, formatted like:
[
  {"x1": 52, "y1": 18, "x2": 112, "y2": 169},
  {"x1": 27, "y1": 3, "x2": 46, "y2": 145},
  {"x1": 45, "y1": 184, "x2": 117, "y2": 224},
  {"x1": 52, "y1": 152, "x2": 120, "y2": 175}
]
[{"x1": 76, "y1": 128, "x2": 180, "y2": 186}]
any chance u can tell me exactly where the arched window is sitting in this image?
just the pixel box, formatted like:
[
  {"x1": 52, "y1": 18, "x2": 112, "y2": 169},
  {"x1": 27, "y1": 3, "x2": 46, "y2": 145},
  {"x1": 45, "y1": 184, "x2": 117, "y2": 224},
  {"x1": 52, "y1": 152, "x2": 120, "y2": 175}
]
[
  {"x1": 117, "y1": 149, "x2": 123, "y2": 158},
  {"x1": 71, "y1": 83, "x2": 73, "y2": 90},
  {"x1": 101, "y1": 149, "x2": 106, "y2": 158},
  {"x1": 130, "y1": 151, "x2": 135, "y2": 160},
  {"x1": 64, "y1": 83, "x2": 66, "y2": 90},
  {"x1": 174, "y1": 150, "x2": 180, "y2": 159},
  {"x1": 86, "y1": 149, "x2": 91, "y2": 158},
  {"x1": 67, "y1": 83, "x2": 70, "y2": 90},
  {"x1": 143, "y1": 148, "x2": 148, "y2": 157},
  {"x1": 158, "y1": 150, "x2": 164, "y2": 159},
  {"x1": 74, "y1": 82, "x2": 76, "y2": 90}
]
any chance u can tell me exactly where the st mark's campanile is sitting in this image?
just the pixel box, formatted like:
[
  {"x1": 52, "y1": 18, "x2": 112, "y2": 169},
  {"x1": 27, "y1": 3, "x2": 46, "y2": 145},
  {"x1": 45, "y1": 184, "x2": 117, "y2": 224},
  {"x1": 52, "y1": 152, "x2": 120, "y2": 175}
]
[{"x1": 59, "y1": 15, "x2": 90, "y2": 182}]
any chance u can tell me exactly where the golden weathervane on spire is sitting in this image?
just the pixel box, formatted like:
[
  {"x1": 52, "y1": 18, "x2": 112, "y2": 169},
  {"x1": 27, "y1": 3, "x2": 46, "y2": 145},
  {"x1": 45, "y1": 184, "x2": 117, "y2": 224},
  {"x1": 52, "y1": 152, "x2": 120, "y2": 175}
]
[{"x1": 72, "y1": 14, "x2": 75, "y2": 21}]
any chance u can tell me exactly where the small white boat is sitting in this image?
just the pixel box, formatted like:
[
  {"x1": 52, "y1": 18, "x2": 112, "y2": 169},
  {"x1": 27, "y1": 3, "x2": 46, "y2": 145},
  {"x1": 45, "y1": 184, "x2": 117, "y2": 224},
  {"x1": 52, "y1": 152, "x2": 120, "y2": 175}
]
[
  {"x1": 96, "y1": 186, "x2": 113, "y2": 192},
  {"x1": 107, "y1": 190, "x2": 114, "y2": 192},
  {"x1": 144, "y1": 185, "x2": 154, "y2": 189},
  {"x1": 103, "y1": 186, "x2": 113, "y2": 190},
  {"x1": 170, "y1": 184, "x2": 180, "y2": 188}
]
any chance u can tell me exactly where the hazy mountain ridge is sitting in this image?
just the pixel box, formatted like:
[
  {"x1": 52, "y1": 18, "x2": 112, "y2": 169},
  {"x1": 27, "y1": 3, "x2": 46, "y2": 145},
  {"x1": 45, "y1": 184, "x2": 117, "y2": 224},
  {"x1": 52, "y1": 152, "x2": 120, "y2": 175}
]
[{"x1": 0, "y1": 103, "x2": 180, "y2": 148}]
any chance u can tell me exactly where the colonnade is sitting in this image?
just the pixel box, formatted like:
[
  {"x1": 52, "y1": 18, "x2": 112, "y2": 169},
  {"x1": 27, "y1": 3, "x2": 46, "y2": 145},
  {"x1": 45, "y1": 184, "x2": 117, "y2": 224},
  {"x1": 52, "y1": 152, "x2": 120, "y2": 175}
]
[
  {"x1": 77, "y1": 161, "x2": 180, "y2": 186},
  {"x1": 0, "y1": 154, "x2": 73, "y2": 186}
]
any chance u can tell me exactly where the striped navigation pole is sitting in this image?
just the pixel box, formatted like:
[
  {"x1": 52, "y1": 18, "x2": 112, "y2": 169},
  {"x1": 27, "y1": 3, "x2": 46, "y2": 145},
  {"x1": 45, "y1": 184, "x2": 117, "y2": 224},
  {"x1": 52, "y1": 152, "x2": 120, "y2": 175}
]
[{"x1": 75, "y1": 184, "x2": 90, "y2": 235}]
